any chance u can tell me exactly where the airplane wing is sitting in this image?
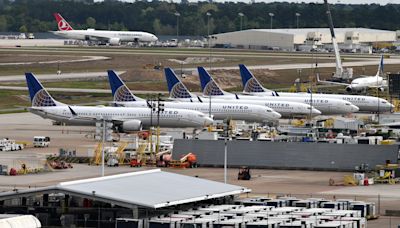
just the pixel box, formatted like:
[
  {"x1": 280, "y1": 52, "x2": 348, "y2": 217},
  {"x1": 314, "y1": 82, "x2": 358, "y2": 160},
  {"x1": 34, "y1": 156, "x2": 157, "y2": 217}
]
[
  {"x1": 316, "y1": 73, "x2": 350, "y2": 86},
  {"x1": 84, "y1": 35, "x2": 111, "y2": 42}
]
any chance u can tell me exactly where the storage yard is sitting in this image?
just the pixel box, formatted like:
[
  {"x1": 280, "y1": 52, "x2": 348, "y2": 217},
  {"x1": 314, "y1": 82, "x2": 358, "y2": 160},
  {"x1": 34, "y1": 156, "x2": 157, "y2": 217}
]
[{"x1": 1, "y1": 2, "x2": 400, "y2": 226}]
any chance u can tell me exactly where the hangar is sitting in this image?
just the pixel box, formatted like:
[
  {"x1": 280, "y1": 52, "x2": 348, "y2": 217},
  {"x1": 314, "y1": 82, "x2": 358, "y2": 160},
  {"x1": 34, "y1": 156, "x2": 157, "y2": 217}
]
[
  {"x1": 212, "y1": 28, "x2": 398, "y2": 51},
  {"x1": 0, "y1": 169, "x2": 249, "y2": 227}
]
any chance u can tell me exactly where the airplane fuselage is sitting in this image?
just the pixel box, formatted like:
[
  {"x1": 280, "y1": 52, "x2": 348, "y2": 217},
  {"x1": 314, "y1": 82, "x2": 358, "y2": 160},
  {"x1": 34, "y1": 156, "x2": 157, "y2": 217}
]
[
  {"x1": 347, "y1": 76, "x2": 386, "y2": 92},
  {"x1": 248, "y1": 92, "x2": 393, "y2": 113},
  {"x1": 29, "y1": 105, "x2": 212, "y2": 128},
  {"x1": 115, "y1": 101, "x2": 281, "y2": 122},
  {"x1": 53, "y1": 29, "x2": 158, "y2": 43},
  {"x1": 196, "y1": 94, "x2": 358, "y2": 115}
]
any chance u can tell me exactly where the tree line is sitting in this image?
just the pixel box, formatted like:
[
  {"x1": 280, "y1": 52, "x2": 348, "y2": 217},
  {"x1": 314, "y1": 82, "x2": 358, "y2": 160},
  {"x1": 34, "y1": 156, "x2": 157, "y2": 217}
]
[{"x1": 0, "y1": 0, "x2": 399, "y2": 35}]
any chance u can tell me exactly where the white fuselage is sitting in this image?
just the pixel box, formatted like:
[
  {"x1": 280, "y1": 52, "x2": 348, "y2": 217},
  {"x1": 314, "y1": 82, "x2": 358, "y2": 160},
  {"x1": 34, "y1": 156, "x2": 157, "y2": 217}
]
[
  {"x1": 193, "y1": 94, "x2": 358, "y2": 115},
  {"x1": 53, "y1": 29, "x2": 158, "y2": 43},
  {"x1": 115, "y1": 101, "x2": 281, "y2": 122},
  {"x1": 28, "y1": 105, "x2": 212, "y2": 128},
  {"x1": 347, "y1": 76, "x2": 386, "y2": 92},
  {"x1": 166, "y1": 98, "x2": 320, "y2": 117},
  {"x1": 248, "y1": 91, "x2": 393, "y2": 113}
]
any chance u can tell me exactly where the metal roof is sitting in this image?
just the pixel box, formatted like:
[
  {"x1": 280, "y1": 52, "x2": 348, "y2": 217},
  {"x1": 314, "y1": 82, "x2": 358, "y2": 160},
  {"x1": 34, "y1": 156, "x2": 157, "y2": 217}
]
[{"x1": 0, "y1": 169, "x2": 249, "y2": 209}]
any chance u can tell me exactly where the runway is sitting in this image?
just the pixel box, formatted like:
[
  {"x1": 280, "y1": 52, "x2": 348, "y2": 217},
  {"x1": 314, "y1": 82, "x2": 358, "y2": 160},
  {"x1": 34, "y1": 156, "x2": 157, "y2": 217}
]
[
  {"x1": 0, "y1": 85, "x2": 168, "y2": 94},
  {"x1": 184, "y1": 57, "x2": 400, "y2": 71},
  {"x1": 0, "y1": 71, "x2": 125, "y2": 82},
  {"x1": 0, "y1": 55, "x2": 110, "y2": 66}
]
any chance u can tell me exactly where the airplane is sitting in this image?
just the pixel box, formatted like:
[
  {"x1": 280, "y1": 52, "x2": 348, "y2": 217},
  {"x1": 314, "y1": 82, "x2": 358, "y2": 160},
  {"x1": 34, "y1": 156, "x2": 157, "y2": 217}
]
[
  {"x1": 316, "y1": 55, "x2": 388, "y2": 93},
  {"x1": 52, "y1": 13, "x2": 158, "y2": 45},
  {"x1": 25, "y1": 73, "x2": 213, "y2": 132},
  {"x1": 239, "y1": 64, "x2": 394, "y2": 113},
  {"x1": 107, "y1": 70, "x2": 281, "y2": 123},
  {"x1": 198, "y1": 67, "x2": 359, "y2": 115},
  {"x1": 164, "y1": 68, "x2": 321, "y2": 118}
]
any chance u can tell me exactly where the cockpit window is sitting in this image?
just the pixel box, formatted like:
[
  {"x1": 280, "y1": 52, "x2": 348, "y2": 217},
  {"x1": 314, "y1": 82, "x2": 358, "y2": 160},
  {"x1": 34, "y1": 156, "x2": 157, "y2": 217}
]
[
  {"x1": 198, "y1": 114, "x2": 205, "y2": 117},
  {"x1": 307, "y1": 107, "x2": 312, "y2": 110},
  {"x1": 345, "y1": 103, "x2": 350, "y2": 105},
  {"x1": 382, "y1": 101, "x2": 387, "y2": 104},
  {"x1": 267, "y1": 110, "x2": 272, "y2": 112}
]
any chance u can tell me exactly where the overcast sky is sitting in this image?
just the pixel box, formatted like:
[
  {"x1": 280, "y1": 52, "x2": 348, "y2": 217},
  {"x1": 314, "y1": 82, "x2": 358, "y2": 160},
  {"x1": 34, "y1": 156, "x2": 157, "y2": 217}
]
[{"x1": 100, "y1": 0, "x2": 400, "y2": 4}]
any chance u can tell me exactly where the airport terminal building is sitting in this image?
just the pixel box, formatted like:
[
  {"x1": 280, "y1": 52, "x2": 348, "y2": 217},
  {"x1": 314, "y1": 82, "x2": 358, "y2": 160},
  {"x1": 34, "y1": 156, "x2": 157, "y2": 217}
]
[{"x1": 212, "y1": 28, "x2": 398, "y2": 52}]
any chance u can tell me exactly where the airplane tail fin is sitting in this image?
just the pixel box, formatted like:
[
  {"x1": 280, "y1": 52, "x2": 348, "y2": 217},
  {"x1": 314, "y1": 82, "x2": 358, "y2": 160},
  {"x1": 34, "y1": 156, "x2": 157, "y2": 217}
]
[
  {"x1": 107, "y1": 70, "x2": 143, "y2": 102},
  {"x1": 53, "y1": 13, "x2": 73, "y2": 31},
  {"x1": 239, "y1": 64, "x2": 270, "y2": 93},
  {"x1": 376, "y1": 55, "x2": 384, "y2": 76},
  {"x1": 25, "y1": 73, "x2": 62, "y2": 107},
  {"x1": 164, "y1": 68, "x2": 194, "y2": 99},
  {"x1": 197, "y1": 67, "x2": 225, "y2": 96}
]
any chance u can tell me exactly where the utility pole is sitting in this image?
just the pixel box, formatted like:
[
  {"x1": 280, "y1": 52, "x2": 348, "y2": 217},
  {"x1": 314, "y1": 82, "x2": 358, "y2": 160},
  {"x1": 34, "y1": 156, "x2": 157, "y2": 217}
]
[
  {"x1": 101, "y1": 118, "x2": 105, "y2": 176},
  {"x1": 156, "y1": 94, "x2": 164, "y2": 154}
]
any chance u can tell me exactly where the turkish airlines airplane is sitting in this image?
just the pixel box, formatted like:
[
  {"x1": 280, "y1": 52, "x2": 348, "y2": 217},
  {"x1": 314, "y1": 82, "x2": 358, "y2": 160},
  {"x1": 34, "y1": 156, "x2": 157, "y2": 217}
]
[
  {"x1": 25, "y1": 73, "x2": 212, "y2": 132},
  {"x1": 107, "y1": 70, "x2": 281, "y2": 122},
  {"x1": 163, "y1": 68, "x2": 321, "y2": 118},
  {"x1": 52, "y1": 13, "x2": 158, "y2": 45},
  {"x1": 239, "y1": 64, "x2": 394, "y2": 113},
  {"x1": 197, "y1": 67, "x2": 359, "y2": 115}
]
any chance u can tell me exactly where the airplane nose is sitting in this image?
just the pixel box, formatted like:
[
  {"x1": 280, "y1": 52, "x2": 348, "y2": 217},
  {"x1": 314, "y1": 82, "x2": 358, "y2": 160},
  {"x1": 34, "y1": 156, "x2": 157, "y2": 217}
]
[
  {"x1": 313, "y1": 108, "x2": 322, "y2": 115},
  {"x1": 204, "y1": 117, "x2": 214, "y2": 126},
  {"x1": 351, "y1": 105, "x2": 359, "y2": 112},
  {"x1": 273, "y1": 111, "x2": 282, "y2": 119}
]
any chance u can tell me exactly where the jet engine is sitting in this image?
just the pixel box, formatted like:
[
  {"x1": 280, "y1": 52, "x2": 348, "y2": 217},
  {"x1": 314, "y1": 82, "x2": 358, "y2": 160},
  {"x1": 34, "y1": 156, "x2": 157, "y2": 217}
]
[
  {"x1": 119, "y1": 120, "x2": 142, "y2": 132},
  {"x1": 109, "y1": 37, "x2": 121, "y2": 46}
]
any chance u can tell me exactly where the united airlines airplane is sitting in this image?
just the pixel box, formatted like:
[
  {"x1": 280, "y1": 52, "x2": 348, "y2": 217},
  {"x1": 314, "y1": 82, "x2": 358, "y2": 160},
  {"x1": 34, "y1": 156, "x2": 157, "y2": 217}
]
[
  {"x1": 316, "y1": 55, "x2": 387, "y2": 93},
  {"x1": 239, "y1": 64, "x2": 393, "y2": 113},
  {"x1": 163, "y1": 68, "x2": 321, "y2": 117},
  {"x1": 52, "y1": 13, "x2": 158, "y2": 45},
  {"x1": 198, "y1": 67, "x2": 359, "y2": 115},
  {"x1": 25, "y1": 73, "x2": 213, "y2": 132},
  {"x1": 107, "y1": 70, "x2": 281, "y2": 122}
]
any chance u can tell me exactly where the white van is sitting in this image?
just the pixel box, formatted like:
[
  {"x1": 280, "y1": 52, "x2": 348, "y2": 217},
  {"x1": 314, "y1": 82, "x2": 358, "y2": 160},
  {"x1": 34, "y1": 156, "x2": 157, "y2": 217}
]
[{"x1": 33, "y1": 136, "x2": 50, "y2": 147}]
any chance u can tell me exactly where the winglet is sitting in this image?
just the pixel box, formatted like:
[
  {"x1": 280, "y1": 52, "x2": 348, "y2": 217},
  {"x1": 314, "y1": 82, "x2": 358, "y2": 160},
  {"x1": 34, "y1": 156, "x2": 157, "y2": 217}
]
[
  {"x1": 197, "y1": 67, "x2": 225, "y2": 96},
  {"x1": 25, "y1": 73, "x2": 60, "y2": 107},
  {"x1": 107, "y1": 70, "x2": 143, "y2": 102},
  {"x1": 164, "y1": 68, "x2": 194, "y2": 99},
  {"x1": 68, "y1": 106, "x2": 77, "y2": 116}
]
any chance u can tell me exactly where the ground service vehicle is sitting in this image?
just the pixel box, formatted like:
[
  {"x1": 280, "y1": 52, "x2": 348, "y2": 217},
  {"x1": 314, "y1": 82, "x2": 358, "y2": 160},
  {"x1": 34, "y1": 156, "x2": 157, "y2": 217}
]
[{"x1": 33, "y1": 136, "x2": 50, "y2": 147}]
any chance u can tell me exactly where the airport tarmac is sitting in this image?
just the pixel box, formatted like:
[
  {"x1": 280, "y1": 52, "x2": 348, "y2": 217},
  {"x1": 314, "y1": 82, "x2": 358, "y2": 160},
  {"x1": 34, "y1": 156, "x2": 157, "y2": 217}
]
[{"x1": 1, "y1": 112, "x2": 400, "y2": 218}]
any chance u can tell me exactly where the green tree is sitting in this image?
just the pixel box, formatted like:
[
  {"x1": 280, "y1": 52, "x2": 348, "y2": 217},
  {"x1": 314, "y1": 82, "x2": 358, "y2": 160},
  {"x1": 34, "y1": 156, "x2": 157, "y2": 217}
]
[
  {"x1": 0, "y1": 16, "x2": 7, "y2": 32},
  {"x1": 19, "y1": 25, "x2": 27, "y2": 33},
  {"x1": 86, "y1": 17, "x2": 96, "y2": 28},
  {"x1": 153, "y1": 18, "x2": 162, "y2": 34}
]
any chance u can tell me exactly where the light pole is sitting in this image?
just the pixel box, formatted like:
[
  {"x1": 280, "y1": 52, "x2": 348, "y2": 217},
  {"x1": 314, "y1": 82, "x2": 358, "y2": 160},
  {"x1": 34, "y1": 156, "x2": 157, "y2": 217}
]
[
  {"x1": 207, "y1": 12, "x2": 212, "y2": 69},
  {"x1": 296, "y1": 13, "x2": 301, "y2": 29},
  {"x1": 238, "y1": 12, "x2": 244, "y2": 31},
  {"x1": 101, "y1": 118, "x2": 105, "y2": 176},
  {"x1": 269, "y1": 13, "x2": 274, "y2": 29},
  {"x1": 175, "y1": 12, "x2": 180, "y2": 40}
]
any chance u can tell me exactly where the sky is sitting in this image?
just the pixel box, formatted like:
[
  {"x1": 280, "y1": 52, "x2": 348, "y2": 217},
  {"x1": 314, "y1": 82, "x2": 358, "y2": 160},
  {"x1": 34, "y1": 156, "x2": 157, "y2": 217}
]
[{"x1": 98, "y1": 0, "x2": 400, "y2": 4}]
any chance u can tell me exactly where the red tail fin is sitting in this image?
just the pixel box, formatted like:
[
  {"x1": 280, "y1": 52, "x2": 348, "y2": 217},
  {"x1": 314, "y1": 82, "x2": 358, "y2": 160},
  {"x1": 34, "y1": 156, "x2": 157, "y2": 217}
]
[{"x1": 53, "y1": 13, "x2": 73, "y2": 31}]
